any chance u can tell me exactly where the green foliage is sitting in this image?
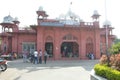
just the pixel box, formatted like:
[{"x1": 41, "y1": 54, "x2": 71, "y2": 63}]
[
  {"x1": 94, "y1": 53, "x2": 120, "y2": 80},
  {"x1": 94, "y1": 64, "x2": 108, "y2": 78},
  {"x1": 114, "y1": 38, "x2": 120, "y2": 44},
  {"x1": 94, "y1": 64, "x2": 120, "y2": 80},
  {"x1": 109, "y1": 42, "x2": 120, "y2": 54}
]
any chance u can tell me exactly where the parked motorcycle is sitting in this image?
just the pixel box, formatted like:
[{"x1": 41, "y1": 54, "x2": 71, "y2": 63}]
[{"x1": 0, "y1": 58, "x2": 7, "y2": 71}]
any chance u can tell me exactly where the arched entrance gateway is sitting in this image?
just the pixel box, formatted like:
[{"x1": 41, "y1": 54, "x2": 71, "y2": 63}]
[
  {"x1": 61, "y1": 42, "x2": 79, "y2": 58},
  {"x1": 60, "y1": 34, "x2": 79, "y2": 58},
  {"x1": 45, "y1": 42, "x2": 53, "y2": 58},
  {"x1": 86, "y1": 37, "x2": 94, "y2": 59},
  {"x1": 45, "y1": 36, "x2": 53, "y2": 58}
]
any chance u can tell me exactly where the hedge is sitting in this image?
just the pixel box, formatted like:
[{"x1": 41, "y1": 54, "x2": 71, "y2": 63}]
[{"x1": 94, "y1": 64, "x2": 120, "y2": 80}]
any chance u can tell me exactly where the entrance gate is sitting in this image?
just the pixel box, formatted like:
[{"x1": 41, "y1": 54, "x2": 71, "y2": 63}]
[
  {"x1": 61, "y1": 42, "x2": 79, "y2": 58},
  {"x1": 45, "y1": 42, "x2": 53, "y2": 58}
]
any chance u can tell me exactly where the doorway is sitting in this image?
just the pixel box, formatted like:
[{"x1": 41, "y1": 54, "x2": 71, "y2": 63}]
[
  {"x1": 45, "y1": 42, "x2": 53, "y2": 58},
  {"x1": 61, "y1": 42, "x2": 79, "y2": 58}
]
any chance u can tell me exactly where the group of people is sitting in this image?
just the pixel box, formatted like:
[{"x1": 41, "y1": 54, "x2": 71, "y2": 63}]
[
  {"x1": 23, "y1": 50, "x2": 49, "y2": 64},
  {"x1": 86, "y1": 52, "x2": 95, "y2": 60}
]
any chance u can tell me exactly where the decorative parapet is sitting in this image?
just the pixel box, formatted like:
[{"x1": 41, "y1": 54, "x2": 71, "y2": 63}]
[
  {"x1": 40, "y1": 22, "x2": 64, "y2": 27},
  {"x1": 19, "y1": 27, "x2": 33, "y2": 30},
  {"x1": 38, "y1": 20, "x2": 100, "y2": 28},
  {"x1": 84, "y1": 22, "x2": 94, "y2": 26}
]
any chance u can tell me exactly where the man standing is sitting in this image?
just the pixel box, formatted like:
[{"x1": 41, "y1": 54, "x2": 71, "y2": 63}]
[
  {"x1": 44, "y1": 50, "x2": 48, "y2": 64},
  {"x1": 38, "y1": 49, "x2": 42, "y2": 64},
  {"x1": 33, "y1": 50, "x2": 38, "y2": 64}
]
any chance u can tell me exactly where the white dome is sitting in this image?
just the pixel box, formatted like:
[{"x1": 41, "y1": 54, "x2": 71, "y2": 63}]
[
  {"x1": 59, "y1": 14, "x2": 66, "y2": 19},
  {"x1": 38, "y1": 6, "x2": 43, "y2": 11},
  {"x1": 93, "y1": 10, "x2": 99, "y2": 15},
  {"x1": 58, "y1": 9, "x2": 80, "y2": 25},
  {"x1": 14, "y1": 17, "x2": 18, "y2": 21},
  {"x1": 103, "y1": 20, "x2": 111, "y2": 26},
  {"x1": 66, "y1": 10, "x2": 75, "y2": 18},
  {"x1": 3, "y1": 15, "x2": 14, "y2": 23}
]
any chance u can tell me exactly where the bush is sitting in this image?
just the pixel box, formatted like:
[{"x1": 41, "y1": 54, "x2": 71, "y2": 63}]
[
  {"x1": 99, "y1": 54, "x2": 108, "y2": 65},
  {"x1": 94, "y1": 64, "x2": 108, "y2": 78},
  {"x1": 99, "y1": 54, "x2": 120, "y2": 71},
  {"x1": 94, "y1": 64, "x2": 120, "y2": 80}
]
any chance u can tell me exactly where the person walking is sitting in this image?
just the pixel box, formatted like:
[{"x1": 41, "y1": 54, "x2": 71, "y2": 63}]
[
  {"x1": 44, "y1": 50, "x2": 48, "y2": 64},
  {"x1": 38, "y1": 49, "x2": 42, "y2": 64},
  {"x1": 23, "y1": 50, "x2": 27, "y2": 63}
]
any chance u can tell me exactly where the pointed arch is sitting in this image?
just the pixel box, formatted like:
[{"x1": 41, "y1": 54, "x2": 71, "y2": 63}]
[
  {"x1": 86, "y1": 37, "x2": 93, "y2": 43},
  {"x1": 46, "y1": 36, "x2": 53, "y2": 42}
]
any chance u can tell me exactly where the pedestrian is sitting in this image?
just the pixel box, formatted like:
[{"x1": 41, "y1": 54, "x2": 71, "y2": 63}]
[
  {"x1": 23, "y1": 50, "x2": 27, "y2": 63},
  {"x1": 33, "y1": 50, "x2": 38, "y2": 64},
  {"x1": 38, "y1": 49, "x2": 42, "y2": 64},
  {"x1": 91, "y1": 53, "x2": 94, "y2": 60},
  {"x1": 44, "y1": 50, "x2": 48, "y2": 64}
]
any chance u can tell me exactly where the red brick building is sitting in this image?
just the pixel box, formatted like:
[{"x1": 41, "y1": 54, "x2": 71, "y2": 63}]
[{"x1": 0, "y1": 7, "x2": 115, "y2": 60}]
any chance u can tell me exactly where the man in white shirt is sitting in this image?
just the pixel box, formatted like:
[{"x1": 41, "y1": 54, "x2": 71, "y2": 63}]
[{"x1": 34, "y1": 50, "x2": 38, "y2": 64}]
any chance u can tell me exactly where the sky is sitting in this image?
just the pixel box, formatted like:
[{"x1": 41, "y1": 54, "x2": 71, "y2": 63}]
[{"x1": 0, "y1": 0, "x2": 120, "y2": 38}]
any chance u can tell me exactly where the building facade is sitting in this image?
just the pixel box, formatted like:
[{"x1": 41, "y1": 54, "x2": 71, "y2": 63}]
[{"x1": 0, "y1": 7, "x2": 115, "y2": 60}]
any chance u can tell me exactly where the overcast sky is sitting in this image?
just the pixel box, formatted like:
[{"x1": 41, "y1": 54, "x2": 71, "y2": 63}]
[{"x1": 0, "y1": 0, "x2": 120, "y2": 38}]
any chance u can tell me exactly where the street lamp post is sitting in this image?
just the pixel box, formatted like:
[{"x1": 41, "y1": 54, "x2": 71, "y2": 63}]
[
  {"x1": 104, "y1": 0, "x2": 110, "y2": 66},
  {"x1": 105, "y1": 0, "x2": 108, "y2": 55},
  {"x1": 105, "y1": 24, "x2": 108, "y2": 56}
]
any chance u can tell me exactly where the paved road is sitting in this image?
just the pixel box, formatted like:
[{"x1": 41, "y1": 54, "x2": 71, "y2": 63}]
[{"x1": 0, "y1": 59, "x2": 98, "y2": 80}]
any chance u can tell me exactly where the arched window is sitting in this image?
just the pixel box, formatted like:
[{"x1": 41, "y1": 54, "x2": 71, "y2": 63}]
[
  {"x1": 9, "y1": 28, "x2": 13, "y2": 32},
  {"x1": 46, "y1": 36, "x2": 53, "y2": 42}
]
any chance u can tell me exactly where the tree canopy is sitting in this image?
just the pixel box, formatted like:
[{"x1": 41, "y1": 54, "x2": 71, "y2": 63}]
[{"x1": 109, "y1": 42, "x2": 120, "y2": 54}]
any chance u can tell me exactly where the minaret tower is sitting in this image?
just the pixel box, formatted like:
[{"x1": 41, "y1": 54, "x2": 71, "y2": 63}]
[
  {"x1": 36, "y1": 6, "x2": 48, "y2": 25},
  {"x1": 91, "y1": 10, "x2": 100, "y2": 22},
  {"x1": 0, "y1": 15, "x2": 20, "y2": 53},
  {"x1": 13, "y1": 17, "x2": 20, "y2": 26},
  {"x1": 91, "y1": 10, "x2": 101, "y2": 27}
]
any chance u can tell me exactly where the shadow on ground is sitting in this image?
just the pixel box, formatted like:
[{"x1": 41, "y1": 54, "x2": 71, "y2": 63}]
[{"x1": 8, "y1": 59, "x2": 98, "y2": 72}]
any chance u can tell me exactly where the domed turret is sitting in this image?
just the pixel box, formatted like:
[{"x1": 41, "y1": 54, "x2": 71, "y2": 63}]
[
  {"x1": 13, "y1": 17, "x2": 20, "y2": 25},
  {"x1": 93, "y1": 10, "x2": 99, "y2": 15},
  {"x1": 91, "y1": 10, "x2": 100, "y2": 21},
  {"x1": 38, "y1": 6, "x2": 43, "y2": 11},
  {"x1": 103, "y1": 20, "x2": 111, "y2": 27},
  {"x1": 36, "y1": 6, "x2": 48, "y2": 19},
  {"x1": 0, "y1": 15, "x2": 19, "y2": 32},
  {"x1": 3, "y1": 15, "x2": 14, "y2": 24}
]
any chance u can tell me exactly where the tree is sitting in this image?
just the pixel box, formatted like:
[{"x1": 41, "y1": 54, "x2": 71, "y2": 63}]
[
  {"x1": 114, "y1": 38, "x2": 120, "y2": 44},
  {"x1": 109, "y1": 42, "x2": 120, "y2": 54}
]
